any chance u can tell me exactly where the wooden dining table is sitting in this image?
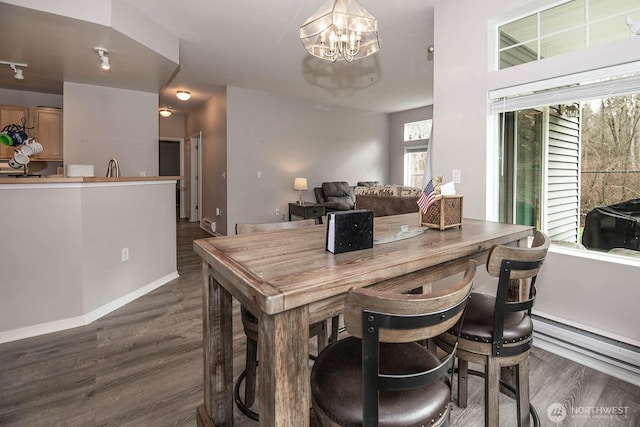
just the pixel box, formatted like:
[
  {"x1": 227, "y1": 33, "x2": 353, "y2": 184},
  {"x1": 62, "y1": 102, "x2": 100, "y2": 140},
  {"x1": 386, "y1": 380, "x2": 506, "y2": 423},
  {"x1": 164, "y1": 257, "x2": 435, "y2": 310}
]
[{"x1": 193, "y1": 213, "x2": 532, "y2": 426}]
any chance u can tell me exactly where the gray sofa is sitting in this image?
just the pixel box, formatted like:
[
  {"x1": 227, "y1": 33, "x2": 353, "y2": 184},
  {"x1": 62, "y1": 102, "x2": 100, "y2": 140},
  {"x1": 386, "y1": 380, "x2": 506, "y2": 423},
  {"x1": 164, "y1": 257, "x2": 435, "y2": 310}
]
[
  {"x1": 314, "y1": 181, "x2": 420, "y2": 217},
  {"x1": 355, "y1": 184, "x2": 421, "y2": 217}
]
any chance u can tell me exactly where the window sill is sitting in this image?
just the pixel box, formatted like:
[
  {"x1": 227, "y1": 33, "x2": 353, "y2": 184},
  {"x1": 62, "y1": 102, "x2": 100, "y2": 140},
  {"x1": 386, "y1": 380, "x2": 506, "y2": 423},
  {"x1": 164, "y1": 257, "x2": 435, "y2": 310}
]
[{"x1": 550, "y1": 243, "x2": 640, "y2": 268}]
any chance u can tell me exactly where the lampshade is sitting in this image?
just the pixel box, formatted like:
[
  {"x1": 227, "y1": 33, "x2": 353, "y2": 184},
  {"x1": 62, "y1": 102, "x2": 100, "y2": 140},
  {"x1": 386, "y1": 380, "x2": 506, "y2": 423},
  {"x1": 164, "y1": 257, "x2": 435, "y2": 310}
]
[
  {"x1": 300, "y1": 0, "x2": 380, "y2": 63},
  {"x1": 293, "y1": 177, "x2": 308, "y2": 191}
]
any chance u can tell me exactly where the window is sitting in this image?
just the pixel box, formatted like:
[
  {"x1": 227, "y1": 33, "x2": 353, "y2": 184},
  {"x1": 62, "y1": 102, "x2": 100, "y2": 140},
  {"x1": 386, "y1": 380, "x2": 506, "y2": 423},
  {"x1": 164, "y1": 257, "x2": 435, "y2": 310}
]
[
  {"x1": 404, "y1": 119, "x2": 432, "y2": 141},
  {"x1": 404, "y1": 147, "x2": 427, "y2": 188},
  {"x1": 493, "y1": 66, "x2": 640, "y2": 256},
  {"x1": 498, "y1": 0, "x2": 640, "y2": 69},
  {"x1": 403, "y1": 119, "x2": 432, "y2": 188}
]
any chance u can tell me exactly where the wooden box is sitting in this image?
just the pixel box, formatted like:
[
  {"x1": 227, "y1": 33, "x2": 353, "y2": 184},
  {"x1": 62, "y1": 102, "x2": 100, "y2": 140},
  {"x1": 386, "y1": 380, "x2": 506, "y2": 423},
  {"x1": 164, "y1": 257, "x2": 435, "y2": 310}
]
[{"x1": 419, "y1": 195, "x2": 463, "y2": 230}]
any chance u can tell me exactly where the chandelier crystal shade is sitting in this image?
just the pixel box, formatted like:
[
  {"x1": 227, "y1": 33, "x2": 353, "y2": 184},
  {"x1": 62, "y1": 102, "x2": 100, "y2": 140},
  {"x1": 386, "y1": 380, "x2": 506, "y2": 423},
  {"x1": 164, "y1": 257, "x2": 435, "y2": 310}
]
[{"x1": 300, "y1": 0, "x2": 380, "y2": 63}]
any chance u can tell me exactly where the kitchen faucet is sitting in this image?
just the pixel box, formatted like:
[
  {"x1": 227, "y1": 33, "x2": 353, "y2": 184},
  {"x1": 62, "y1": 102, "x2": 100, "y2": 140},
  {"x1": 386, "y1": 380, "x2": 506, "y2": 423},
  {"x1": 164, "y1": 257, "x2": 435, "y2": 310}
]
[{"x1": 106, "y1": 158, "x2": 120, "y2": 177}]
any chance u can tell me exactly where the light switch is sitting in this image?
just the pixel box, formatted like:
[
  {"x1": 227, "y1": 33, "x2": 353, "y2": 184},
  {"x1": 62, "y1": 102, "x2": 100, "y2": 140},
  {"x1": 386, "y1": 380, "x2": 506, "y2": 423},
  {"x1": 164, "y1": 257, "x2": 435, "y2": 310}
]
[
  {"x1": 453, "y1": 169, "x2": 461, "y2": 184},
  {"x1": 257, "y1": 171, "x2": 262, "y2": 179}
]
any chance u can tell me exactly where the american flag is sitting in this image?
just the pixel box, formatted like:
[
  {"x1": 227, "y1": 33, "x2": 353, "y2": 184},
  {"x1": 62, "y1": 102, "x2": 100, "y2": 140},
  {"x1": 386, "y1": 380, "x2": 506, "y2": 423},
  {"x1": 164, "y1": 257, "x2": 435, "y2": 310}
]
[{"x1": 417, "y1": 179, "x2": 436, "y2": 214}]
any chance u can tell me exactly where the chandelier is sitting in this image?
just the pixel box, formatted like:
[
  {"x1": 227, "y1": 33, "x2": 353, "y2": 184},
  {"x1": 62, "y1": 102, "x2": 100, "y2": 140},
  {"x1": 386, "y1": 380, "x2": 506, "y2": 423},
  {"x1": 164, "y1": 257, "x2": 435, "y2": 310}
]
[{"x1": 300, "y1": 0, "x2": 380, "y2": 63}]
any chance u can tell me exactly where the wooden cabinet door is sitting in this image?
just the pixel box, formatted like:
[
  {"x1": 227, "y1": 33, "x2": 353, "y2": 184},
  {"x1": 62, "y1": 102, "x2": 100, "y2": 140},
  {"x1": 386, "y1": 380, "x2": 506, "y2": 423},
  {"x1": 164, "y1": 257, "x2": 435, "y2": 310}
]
[
  {"x1": 31, "y1": 108, "x2": 63, "y2": 161},
  {"x1": 0, "y1": 105, "x2": 30, "y2": 160}
]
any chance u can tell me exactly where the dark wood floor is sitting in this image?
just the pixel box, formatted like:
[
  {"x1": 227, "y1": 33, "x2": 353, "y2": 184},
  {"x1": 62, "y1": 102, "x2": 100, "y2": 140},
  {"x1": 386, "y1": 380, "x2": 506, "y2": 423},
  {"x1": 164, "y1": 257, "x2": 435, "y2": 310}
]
[{"x1": 1, "y1": 219, "x2": 638, "y2": 426}]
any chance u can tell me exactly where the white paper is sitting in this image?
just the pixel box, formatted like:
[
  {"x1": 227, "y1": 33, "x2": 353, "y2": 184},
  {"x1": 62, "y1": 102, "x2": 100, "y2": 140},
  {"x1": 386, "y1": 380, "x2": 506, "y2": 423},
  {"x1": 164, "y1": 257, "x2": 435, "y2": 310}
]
[
  {"x1": 440, "y1": 181, "x2": 456, "y2": 196},
  {"x1": 326, "y1": 213, "x2": 336, "y2": 253}
]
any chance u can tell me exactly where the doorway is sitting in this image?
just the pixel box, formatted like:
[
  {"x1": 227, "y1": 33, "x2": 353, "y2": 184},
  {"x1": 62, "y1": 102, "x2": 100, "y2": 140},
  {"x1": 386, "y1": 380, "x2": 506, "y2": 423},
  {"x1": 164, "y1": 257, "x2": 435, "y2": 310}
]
[{"x1": 159, "y1": 138, "x2": 185, "y2": 219}]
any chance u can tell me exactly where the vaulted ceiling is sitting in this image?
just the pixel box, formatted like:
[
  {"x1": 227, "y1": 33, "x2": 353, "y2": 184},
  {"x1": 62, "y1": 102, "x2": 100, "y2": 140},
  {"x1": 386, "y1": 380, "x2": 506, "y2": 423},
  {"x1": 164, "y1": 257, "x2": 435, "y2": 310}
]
[{"x1": 0, "y1": 1, "x2": 435, "y2": 115}]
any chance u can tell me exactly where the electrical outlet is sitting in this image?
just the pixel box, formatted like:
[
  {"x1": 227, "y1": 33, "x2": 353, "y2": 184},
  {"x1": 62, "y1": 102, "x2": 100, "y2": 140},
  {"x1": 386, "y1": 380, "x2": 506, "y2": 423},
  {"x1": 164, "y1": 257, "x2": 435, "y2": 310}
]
[
  {"x1": 275, "y1": 208, "x2": 280, "y2": 216},
  {"x1": 121, "y1": 247, "x2": 129, "y2": 262}
]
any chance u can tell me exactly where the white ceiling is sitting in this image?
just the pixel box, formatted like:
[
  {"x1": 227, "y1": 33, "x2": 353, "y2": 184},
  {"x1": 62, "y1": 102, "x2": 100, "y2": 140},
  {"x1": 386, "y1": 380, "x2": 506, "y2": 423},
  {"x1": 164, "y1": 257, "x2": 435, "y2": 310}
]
[{"x1": 0, "y1": 0, "x2": 435, "y2": 115}]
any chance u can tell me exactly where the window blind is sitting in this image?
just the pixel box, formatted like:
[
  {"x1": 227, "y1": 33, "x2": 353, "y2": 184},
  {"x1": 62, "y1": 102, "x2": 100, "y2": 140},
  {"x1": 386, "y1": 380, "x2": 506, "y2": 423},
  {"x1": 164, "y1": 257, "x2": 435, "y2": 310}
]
[{"x1": 489, "y1": 63, "x2": 640, "y2": 114}]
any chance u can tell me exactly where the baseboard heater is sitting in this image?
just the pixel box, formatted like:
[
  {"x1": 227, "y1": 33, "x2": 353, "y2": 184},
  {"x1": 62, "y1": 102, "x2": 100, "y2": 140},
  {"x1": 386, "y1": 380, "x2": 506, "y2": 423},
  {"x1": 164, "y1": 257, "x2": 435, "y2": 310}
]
[
  {"x1": 532, "y1": 314, "x2": 640, "y2": 387},
  {"x1": 201, "y1": 218, "x2": 216, "y2": 235}
]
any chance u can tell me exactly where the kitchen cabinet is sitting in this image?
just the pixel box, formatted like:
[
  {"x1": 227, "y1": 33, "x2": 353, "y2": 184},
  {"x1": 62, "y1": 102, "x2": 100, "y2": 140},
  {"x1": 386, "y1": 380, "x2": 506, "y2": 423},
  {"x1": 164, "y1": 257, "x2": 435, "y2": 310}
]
[
  {"x1": 31, "y1": 108, "x2": 63, "y2": 161},
  {"x1": 0, "y1": 105, "x2": 63, "y2": 161}
]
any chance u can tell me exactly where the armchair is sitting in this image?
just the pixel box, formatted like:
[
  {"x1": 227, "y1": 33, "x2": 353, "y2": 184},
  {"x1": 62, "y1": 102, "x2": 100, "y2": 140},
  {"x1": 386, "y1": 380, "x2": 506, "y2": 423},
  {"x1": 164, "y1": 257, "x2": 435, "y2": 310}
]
[{"x1": 314, "y1": 181, "x2": 356, "y2": 211}]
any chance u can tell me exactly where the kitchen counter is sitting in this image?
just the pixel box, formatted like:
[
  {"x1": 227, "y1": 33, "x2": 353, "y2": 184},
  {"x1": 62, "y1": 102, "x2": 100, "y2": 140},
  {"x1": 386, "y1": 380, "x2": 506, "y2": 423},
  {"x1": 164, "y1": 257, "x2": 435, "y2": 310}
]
[
  {"x1": 0, "y1": 175, "x2": 182, "y2": 184},
  {"x1": 0, "y1": 176, "x2": 180, "y2": 343}
]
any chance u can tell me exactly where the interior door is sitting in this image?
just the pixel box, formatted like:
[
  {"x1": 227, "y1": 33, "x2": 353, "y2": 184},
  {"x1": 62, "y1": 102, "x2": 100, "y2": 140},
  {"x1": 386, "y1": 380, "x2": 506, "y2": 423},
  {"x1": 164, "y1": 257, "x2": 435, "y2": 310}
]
[{"x1": 189, "y1": 132, "x2": 201, "y2": 222}]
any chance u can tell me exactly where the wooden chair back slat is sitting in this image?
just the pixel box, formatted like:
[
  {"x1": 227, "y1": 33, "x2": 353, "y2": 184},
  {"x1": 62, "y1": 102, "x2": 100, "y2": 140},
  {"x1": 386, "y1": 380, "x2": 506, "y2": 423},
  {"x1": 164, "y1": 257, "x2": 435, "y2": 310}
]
[
  {"x1": 486, "y1": 231, "x2": 550, "y2": 280},
  {"x1": 344, "y1": 261, "x2": 476, "y2": 343}
]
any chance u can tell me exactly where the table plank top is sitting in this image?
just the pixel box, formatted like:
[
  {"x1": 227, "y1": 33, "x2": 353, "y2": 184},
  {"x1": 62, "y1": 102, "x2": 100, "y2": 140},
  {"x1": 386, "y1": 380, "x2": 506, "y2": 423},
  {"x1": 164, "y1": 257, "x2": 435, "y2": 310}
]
[{"x1": 194, "y1": 213, "x2": 532, "y2": 315}]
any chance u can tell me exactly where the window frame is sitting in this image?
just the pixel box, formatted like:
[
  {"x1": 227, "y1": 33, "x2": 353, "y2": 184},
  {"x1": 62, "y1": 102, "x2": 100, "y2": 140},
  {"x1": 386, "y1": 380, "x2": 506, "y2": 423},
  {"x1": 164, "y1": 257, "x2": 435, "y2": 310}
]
[
  {"x1": 496, "y1": 0, "x2": 640, "y2": 70},
  {"x1": 403, "y1": 145, "x2": 428, "y2": 188},
  {"x1": 489, "y1": 62, "x2": 640, "y2": 261}
]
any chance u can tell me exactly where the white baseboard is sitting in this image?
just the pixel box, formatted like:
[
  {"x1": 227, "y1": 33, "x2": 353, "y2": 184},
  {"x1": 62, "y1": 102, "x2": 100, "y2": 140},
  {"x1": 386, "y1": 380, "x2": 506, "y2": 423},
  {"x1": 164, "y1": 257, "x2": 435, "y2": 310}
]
[
  {"x1": 0, "y1": 271, "x2": 179, "y2": 344},
  {"x1": 533, "y1": 317, "x2": 640, "y2": 387}
]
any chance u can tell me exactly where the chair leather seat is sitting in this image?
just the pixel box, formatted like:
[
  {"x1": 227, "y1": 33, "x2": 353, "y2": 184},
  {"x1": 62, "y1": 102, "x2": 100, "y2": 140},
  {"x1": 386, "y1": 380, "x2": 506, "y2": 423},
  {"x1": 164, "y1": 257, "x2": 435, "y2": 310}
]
[
  {"x1": 311, "y1": 336, "x2": 450, "y2": 426},
  {"x1": 450, "y1": 292, "x2": 533, "y2": 344}
]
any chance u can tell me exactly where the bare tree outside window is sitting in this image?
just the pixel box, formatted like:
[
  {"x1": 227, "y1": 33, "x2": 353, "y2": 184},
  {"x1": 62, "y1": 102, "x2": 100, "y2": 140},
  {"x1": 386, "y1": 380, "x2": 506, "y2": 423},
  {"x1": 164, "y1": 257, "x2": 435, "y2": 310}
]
[{"x1": 581, "y1": 94, "x2": 640, "y2": 220}]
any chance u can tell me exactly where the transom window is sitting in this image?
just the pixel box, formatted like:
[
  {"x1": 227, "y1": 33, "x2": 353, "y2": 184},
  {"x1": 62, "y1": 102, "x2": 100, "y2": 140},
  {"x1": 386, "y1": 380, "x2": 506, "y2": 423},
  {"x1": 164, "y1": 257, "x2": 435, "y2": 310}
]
[
  {"x1": 499, "y1": 0, "x2": 640, "y2": 70},
  {"x1": 403, "y1": 119, "x2": 432, "y2": 141}
]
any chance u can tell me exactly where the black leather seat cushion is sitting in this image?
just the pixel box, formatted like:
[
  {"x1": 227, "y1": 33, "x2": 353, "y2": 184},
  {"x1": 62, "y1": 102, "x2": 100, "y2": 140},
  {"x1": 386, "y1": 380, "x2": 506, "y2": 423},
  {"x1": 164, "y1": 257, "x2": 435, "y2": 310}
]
[
  {"x1": 450, "y1": 292, "x2": 533, "y2": 343},
  {"x1": 311, "y1": 336, "x2": 449, "y2": 426}
]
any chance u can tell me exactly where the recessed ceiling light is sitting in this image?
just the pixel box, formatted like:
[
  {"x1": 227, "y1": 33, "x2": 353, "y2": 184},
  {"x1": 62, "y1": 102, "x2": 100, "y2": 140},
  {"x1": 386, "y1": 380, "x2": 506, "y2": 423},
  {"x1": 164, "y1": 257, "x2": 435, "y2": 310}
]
[{"x1": 176, "y1": 90, "x2": 191, "y2": 101}]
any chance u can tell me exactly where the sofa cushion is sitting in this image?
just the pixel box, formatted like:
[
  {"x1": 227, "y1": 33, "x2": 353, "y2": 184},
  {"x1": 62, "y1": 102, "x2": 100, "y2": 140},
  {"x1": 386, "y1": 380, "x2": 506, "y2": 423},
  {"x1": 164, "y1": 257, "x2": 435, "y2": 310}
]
[
  {"x1": 318, "y1": 182, "x2": 355, "y2": 210},
  {"x1": 356, "y1": 181, "x2": 381, "y2": 187},
  {"x1": 326, "y1": 197, "x2": 354, "y2": 211},
  {"x1": 401, "y1": 186, "x2": 423, "y2": 197},
  {"x1": 355, "y1": 185, "x2": 400, "y2": 196},
  {"x1": 322, "y1": 181, "x2": 352, "y2": 197}
]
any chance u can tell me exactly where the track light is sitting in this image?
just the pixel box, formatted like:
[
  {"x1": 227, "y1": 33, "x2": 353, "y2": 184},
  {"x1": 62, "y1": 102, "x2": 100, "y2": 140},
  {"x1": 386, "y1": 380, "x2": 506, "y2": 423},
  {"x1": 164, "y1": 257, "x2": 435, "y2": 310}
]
[
  {"x1": 0, "y1": 61, "x2": 27, "y2": 80},
  {"x1": 94, "y1": 47, "x2": 111, "y2": 71},
  {"x1": 10, "y1": 64, "x2": 23, "y2": 80},
  {"x1": 176, "y1": 90, "x2": 191, "y2": 101},
  {"x1": 159, "y1": 108, "x2": 172, "y2": 118}
]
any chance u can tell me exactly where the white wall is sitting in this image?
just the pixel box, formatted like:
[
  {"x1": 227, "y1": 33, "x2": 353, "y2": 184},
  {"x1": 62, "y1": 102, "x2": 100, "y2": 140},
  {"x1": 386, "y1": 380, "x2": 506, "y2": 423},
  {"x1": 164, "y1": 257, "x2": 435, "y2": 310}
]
[
  {"x1": 0, "y1": 180, "x2": 177, "y2": 342},
  {"x1": 0, "y1": 185, "x2": 83, "y2": 331},
  {"x1": 0, "y1": 88, "x2": 63, "y2": 108},
  {"x1": 226, "y1": 86, "x2": 388, "y2": 232},
  {"x1": 433, "y1": 0, "x2": 640, "y2": 345},
  {"x1": 159, "y1": 115, "x2": 186, "y2": 140},
  {"x1": 79, "y1": 182, "x2": 177, "y2": 313},
  {"x1": 185, "y1": 87, "x2": 228, "y2": 232},
  {"x1": 388, "y1": 105, "x2": 433, "y2": 185},
  {"x1": 63, "y1": 82, "x2": 159, "y2": 177}
]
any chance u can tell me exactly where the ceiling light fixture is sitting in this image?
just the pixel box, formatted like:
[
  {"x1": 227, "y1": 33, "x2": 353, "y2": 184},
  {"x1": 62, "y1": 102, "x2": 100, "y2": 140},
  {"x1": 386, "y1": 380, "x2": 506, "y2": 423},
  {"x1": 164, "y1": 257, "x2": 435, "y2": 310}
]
[
  {"x1": 176, "y1": 90, "x2": 191, "y2": 101},
  {"x1": 0, "y1": 61, "x2": 27, "y2": 80},
  {"x1": 94, "y1": 47, "x2": 111, "y2": 71},
  {"x1": 159, "y1": 108, "x2": 172, "y2": 118},
  {"x1": 300, "y1": 0, "x2": 380, "y2": 63}
]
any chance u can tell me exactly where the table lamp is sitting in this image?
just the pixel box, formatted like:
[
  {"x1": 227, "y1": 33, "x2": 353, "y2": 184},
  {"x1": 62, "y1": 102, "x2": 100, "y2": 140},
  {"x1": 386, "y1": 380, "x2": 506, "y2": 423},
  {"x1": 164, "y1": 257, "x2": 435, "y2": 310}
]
[{"x1": 293, "y1": 177, "x2": 308, "y2": 205}]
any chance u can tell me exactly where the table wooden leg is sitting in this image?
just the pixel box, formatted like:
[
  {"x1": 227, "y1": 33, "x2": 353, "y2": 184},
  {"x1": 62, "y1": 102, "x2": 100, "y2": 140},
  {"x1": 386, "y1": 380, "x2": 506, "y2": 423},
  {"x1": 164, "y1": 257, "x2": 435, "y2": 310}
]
[
  {"x1": 200, "y1": 262, "x2": 234, "y2": 426},
  {"x1": 258, "y1": 306, "x2": 310, "y2": 427}
]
